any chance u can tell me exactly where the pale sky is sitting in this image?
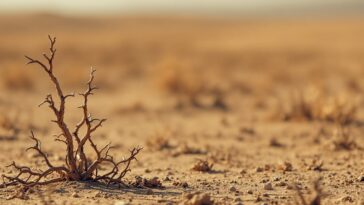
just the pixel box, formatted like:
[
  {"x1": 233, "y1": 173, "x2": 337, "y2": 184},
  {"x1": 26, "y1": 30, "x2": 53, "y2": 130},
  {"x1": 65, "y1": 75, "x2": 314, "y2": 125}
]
[{"x1": 0, "y1": 0, "x2": 363, "y2": 15}]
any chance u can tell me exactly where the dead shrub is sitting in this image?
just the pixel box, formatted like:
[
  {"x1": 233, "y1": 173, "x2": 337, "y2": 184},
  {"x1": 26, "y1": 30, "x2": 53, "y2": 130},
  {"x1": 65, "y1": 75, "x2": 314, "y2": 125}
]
[{"x1": 1, "y1": 36, "x2": 141, "y2": 191}]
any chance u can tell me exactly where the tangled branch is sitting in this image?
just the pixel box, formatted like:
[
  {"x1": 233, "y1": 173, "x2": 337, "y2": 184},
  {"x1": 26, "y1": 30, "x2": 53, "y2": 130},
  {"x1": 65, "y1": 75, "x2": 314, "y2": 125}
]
[{"x1": 1, "y1": 35, "x2": 142, "y2": 191}]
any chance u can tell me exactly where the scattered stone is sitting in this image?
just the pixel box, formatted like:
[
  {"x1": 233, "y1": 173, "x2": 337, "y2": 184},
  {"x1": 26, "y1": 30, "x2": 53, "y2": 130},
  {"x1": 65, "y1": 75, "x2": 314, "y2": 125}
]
[
  {"x1": 276, "y1": 181, "x2": 287, "y2": 187},
  {"x1": 179, "y1": 192, "x2": 214, "y2": 205},
  {"x1": 240, "y1": 170, "x2": 247, "y2": 175},
  {"x1": 256, "y1": 195, "x2": 262, "y2": 202},
  {"x1": 94, "y1": 192, "x2": 102, "y2": 198},
  {"x1": 358, "y1": 175, "x2": 364, "y2": 182},
  {"x1": 234, "y1": 197, "x2": 242, "y2": 202},
  {"x1": 240, "y1": 127, "x2": 255, "y2": 135},
  {"x1": 264, "y1": 182, "x2": 273, "y2": 190},
  {"x1": 277, "y1": 162, "x2": 293, "y2": 172},
  {"x1": 72, "y1": 192, "x2": 79, "y2": 198},
  {"x1": 192, "y1": 160, "x2": 213, "y2": 172},
  {"x1": 338, "y1": 196, "x2": 354, "y2": 203},
  {"x1": 230, "y1": 187, "x2": 237, "y2": 192},
  {"x1": 269, "y1": 138, "x2": 284, "y2": 147},
  {"x1": 256, "y1": 167, "x2": 264, "y2": 172},
  {"x1": 174, "y1": 181, "x2": 189, "y2": 188},
  {"x1": 146, "y1": 189, "x2": 154, "y2": 195},
  {"x1": 132, "y1": 176, "x2": 164, "y2": 188}
]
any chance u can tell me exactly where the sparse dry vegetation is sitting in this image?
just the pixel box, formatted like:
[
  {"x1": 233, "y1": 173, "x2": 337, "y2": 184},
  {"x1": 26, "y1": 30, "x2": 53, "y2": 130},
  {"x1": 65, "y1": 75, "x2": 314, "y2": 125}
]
[{"x1": 276, "y1": 89, "x2": 358, "y2": 125}]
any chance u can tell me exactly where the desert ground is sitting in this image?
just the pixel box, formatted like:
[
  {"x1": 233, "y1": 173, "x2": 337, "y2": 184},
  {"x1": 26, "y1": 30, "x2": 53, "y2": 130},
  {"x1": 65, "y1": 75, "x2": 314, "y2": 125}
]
[{"x1": 1, "y1": 14, "x2": 364, "y2": 204}]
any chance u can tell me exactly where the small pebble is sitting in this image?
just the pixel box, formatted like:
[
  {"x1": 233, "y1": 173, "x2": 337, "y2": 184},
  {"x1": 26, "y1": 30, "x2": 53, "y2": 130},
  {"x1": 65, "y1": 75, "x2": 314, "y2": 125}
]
[
  {"x1": 358, "y1": 175, "x2": 364, "y2": 182},
  {"x1": 264, "y1": 182, "x2": 273, "y2": 190},
  {"x1": 72, "y1": 192, "x2": 79, "y2": 198}
]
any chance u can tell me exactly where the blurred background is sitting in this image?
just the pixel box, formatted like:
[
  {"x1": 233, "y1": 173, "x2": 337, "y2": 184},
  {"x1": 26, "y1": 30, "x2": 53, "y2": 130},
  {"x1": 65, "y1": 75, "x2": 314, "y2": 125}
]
[{"x1": 0, "y1": 0, "x2": 364, "y2": 128}]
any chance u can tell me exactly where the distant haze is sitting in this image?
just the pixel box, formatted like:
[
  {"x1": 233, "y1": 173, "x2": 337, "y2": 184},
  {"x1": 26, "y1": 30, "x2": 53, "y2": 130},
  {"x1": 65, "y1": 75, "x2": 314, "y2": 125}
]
[{"x1": 0, "y1": 0, "x2": 363, "y2": 16}]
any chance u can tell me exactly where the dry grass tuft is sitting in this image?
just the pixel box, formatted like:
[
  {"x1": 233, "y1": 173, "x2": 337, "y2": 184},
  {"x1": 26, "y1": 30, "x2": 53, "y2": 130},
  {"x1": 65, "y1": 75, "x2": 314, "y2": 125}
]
[
  {"x1": 146, "y1": 133, "x2": 173, "y2": 151},
  {"x1": 191, "y1": 159, "x2": 213, "y2": 172},
  {"x1": 329, "y1": 126, "x2": 358, "y2": 151},
  {"x1": 275, "y1": 89, "x2": 357, "y2": 125}
]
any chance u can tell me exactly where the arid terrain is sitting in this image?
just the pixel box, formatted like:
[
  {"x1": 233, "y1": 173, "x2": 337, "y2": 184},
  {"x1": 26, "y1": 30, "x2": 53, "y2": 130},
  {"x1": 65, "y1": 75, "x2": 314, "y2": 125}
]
[{"x1": 1, "y1": 14, "x2": 364, "y2": 204}]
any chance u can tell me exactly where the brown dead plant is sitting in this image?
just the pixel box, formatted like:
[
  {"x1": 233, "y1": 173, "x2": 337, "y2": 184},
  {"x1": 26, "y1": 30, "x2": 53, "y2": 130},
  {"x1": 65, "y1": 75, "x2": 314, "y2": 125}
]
[{"x1": 1, "y1": 36, "x2": 142, "y2": 190}]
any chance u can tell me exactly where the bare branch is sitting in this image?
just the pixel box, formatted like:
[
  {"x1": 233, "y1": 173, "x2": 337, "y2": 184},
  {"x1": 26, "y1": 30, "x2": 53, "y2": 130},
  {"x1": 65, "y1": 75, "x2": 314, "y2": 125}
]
[{"x1": 2, "y1": 35, "x2": 141, "y2": 191}]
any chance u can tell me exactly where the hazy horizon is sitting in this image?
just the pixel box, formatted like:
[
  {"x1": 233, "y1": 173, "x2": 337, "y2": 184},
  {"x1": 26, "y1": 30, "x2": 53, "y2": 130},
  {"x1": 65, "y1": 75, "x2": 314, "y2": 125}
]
[{"x1": 1, "y1": 0, "x2": 364, "y2": 16}]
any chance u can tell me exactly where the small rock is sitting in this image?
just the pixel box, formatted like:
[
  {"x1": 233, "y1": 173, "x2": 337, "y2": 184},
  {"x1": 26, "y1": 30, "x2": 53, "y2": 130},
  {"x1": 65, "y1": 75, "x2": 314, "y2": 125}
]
[
  {"x1": 94, "y1": 192, "x2": 102, "y2": 197},
  {"x1": 256, "y1": 167, "x2": 264, "y2": 172},
  {"x1": 181, "y1": 182, "x2": 189, "y2": 188},
  {"x1": 146, "y1": 189, "x2": 154, "y2": 195},
  {"x1": 277, "y1": 181, "x2": 287, "y2": 186},
  {"x1": 72, "y1": 192, "x2": 79, "y2": 198},
  {"x1": 338, "y1": 196, "x2": 354, "y2": 203},
  {"x1": 230, "y1": 186, "x2": 237, "y2": 192},
  {"x1": 264, "y1": 182, "x2": 273, "y2": 190},
  {"x1": 358, "y1": 175, "x2": 364, "y2": 182},
  {"x1": 181, "y1": 192, "x2": 213, "y2": 205},
  {"x1": 256, "y1": 195, "x2": 262, "y2": 202}
]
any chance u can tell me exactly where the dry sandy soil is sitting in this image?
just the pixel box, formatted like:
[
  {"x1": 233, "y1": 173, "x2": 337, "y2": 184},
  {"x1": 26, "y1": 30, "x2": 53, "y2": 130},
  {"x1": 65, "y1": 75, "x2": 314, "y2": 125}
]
[{"x1": 1, "y1": 14, "x2": 364, "y2": 204}]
